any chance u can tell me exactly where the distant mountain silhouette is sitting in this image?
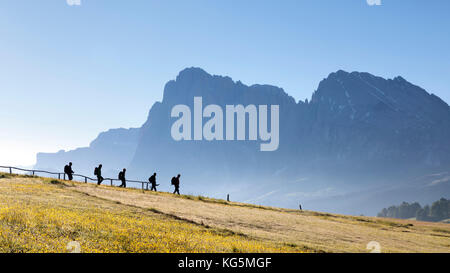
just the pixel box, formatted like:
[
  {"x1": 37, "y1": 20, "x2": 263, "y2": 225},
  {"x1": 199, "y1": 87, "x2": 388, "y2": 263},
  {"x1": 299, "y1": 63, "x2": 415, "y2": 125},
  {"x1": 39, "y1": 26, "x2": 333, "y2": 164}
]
[
  {"x1": 36, "y1": 128, "x2": 140, "y2": 177},
  {"x1": 35, "y1": 68, "x2": 450, "y2": 215}
]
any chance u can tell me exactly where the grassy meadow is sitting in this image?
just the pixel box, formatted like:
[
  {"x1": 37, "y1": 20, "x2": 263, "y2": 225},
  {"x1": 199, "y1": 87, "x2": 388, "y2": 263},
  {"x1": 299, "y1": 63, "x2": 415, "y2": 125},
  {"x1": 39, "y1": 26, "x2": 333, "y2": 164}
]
[{"x1": 0, "y1": 172, "x2": 449, "y2": 253}]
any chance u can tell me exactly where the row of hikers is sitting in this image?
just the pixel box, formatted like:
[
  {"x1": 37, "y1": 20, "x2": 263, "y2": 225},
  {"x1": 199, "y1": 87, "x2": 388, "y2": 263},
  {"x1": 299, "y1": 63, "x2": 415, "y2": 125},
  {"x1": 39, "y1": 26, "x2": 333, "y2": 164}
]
[{"x1": 63, "y1": 162, "x2": 181, "y2": 194}]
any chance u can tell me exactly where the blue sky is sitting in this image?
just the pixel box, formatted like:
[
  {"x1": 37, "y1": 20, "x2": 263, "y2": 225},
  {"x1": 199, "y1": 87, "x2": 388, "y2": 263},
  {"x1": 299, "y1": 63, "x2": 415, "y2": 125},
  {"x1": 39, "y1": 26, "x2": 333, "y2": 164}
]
[{"x1": 0, "y1": 0, "x2": 449, "y2": 165}]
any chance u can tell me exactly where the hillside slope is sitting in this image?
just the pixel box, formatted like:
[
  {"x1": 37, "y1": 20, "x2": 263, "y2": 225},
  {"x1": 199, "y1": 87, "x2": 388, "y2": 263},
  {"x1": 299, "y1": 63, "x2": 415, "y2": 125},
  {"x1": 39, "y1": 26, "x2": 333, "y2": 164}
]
[{"x1": 0, "y1": 173, "x2": 449, "y2": 253}]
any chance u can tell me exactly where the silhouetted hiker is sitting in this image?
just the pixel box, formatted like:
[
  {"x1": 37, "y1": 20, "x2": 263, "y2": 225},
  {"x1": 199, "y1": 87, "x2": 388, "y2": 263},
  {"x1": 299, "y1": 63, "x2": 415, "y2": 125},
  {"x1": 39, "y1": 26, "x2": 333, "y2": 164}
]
[
  {"x1": 118, "y1": 168, "x2": 126, "y2": 188},
  {"x1": 64, "y1": 162, "x2": 74, "y2": 181},
  {"x1": 95, "y1": 164, "x2": 104, "y2": 185},
  {"x1": 171, "y1": 174, "x2": 181, "y2": 195},
  {"x1": 149, "y1": 173, "x2": 158, "y2": 191}
]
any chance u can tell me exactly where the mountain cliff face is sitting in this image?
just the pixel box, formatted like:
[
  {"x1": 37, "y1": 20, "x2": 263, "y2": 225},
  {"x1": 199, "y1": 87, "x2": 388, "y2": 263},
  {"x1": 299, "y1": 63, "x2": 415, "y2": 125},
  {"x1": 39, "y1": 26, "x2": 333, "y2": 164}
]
[
  {"x1": 129, "y1": 68, "x2": 299, "y2": 193},
  {"x1": 306, "y1": 71, "x2": 450, "y2": 168},
  {"x1": 285, "y1": 71, "x2": 450, "y2": 184},
  {"x1": 35, "y1": 68, "x2": 450, "y2": 215}
]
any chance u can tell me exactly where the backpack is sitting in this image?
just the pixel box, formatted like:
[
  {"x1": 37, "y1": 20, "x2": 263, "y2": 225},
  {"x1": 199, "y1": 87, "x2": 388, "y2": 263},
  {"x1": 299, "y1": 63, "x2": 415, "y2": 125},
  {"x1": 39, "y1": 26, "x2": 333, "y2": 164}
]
[
  {"x1": 171, "y1": 177, "x2": 176, "y2": 185},
  {"x1": 64, "y1": 165, "x2": 69, "y2": 173},
  {"x1": 149, "y1": 175, "x2": 155, "y2": 183},
  {"x1": 94, "y1": 167, "x2": 98, "y2": 176},
  {"x1": 118, "y1": 171, "x2": 123, "y2": 180}
]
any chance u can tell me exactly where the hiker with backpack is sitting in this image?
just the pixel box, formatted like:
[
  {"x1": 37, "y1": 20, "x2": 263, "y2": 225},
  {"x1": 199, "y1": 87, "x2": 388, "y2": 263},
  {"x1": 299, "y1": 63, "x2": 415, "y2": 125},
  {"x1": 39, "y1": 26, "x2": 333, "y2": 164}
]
[
  {"x1": 149, "y1": 172, "x2": 158, "y2": 191},
  {"x1": 118, "y1": 168, "x2": 126, "y2": 188},
  {"x1": 64, "y1": 162, "x2": 74, "y2": 181},
  {"x1": 95, "y1": 164, "x2": 104, "y2": 185},
  {"x1": 171, "y1": 174, "x2": 181, "y2": 195}
]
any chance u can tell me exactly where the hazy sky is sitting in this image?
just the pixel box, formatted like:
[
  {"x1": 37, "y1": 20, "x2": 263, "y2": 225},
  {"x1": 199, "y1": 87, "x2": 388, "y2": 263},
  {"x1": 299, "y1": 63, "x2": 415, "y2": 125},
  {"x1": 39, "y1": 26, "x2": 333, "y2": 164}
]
[{"x1": 0, "y1": 0, "x2": 449, "y2": 166}]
